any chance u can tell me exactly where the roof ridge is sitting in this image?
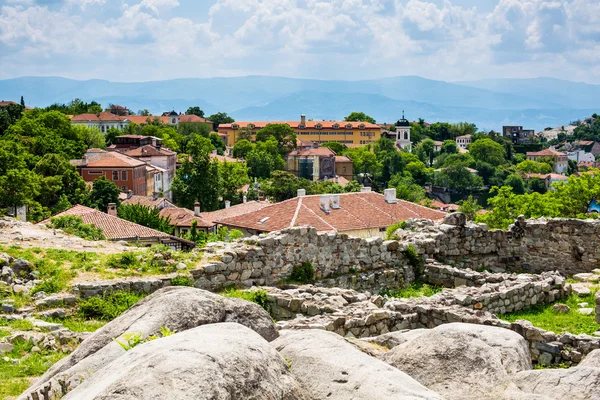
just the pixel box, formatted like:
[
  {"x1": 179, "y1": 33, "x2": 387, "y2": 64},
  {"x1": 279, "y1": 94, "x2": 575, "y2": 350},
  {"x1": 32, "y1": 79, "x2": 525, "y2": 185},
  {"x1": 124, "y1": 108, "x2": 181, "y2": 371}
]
[
  {"x1": 290, "y1": 197, "x2": 303, "y2": 228},
  {"x1": 355, "y1": 193, "x2": 411, "y2": 222},
  {"x1": 299, "y1": 202, "x2": 337, "y2": 232}
]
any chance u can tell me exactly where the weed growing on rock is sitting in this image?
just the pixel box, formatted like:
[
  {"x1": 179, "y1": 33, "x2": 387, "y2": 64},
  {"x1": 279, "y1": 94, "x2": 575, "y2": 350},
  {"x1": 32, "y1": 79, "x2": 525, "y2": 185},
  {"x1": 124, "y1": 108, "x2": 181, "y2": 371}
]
[
  {"x1": 381, "y1": 280, "x2": 441, "y2": 299},
  {"x1": 0, "y1": 318, "x2": 34, "y2": 331},
  {"x1": 170, "y1": 275, "x2": 194, "y2": 287},
  {"x1": 401, "y1": 245, "x2": 423, "y2": 270},
  {"x1": 78, "y1": 291, "x2": 146, "y2": 321},
  {"x1": 114, "y1": 326, "x2": 177, "y2": 351},
  {"x1": 222, "y1": 288, "x2": 271, "y2": 313},
  {"x1": 289, "y1": 262, "x2": 315, "y2": 284},
  {"x1": 106, "y1": 252, "x2": 140, "y2": 269},
  {"x1": 385, "y1": 221, "x2": 407, "y2": 240}
]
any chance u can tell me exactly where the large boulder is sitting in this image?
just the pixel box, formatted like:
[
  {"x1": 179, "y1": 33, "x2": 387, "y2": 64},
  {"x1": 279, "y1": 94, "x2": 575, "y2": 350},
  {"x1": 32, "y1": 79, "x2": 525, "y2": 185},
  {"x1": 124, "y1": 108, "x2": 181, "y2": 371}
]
[
  {"x1": 383, "y1": 323, "x2": 531, "y2": 400},
  {"x1": 579, "y1": 348, "x2": 600, "y2": 368},
  {"x1": 20, "y1": 287, "x2": 278, "y2": 400},
  {"x1": 63, "y1": 323, "x2": 308, "y2": 400},
  {"x1": 273, "y1": 329, "x2": 444, "y2": 400},
  {"x1": 512, "y1": 367, "x2": 600, "y2": 400}
]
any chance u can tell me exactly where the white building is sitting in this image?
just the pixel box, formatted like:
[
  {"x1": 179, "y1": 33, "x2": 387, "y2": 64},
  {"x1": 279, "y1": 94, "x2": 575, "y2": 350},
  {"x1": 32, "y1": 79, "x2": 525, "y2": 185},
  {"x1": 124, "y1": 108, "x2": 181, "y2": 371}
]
[
  {"x1": 567, "y1": 150, "x2": 595, "y2": 163},
  {"x1": 70, "y1": 112, "x2": 130, "y2": 133},
  {"x1": 456, "y1": 134, "x2": 472, "y2": 150}
]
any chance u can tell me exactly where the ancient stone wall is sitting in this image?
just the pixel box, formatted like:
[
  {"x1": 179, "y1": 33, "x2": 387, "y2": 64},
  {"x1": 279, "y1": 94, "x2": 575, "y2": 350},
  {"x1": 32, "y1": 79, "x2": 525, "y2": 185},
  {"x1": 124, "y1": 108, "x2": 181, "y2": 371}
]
[{"x1": 402, "y1": 217, "x2": 600, "y2": 275}]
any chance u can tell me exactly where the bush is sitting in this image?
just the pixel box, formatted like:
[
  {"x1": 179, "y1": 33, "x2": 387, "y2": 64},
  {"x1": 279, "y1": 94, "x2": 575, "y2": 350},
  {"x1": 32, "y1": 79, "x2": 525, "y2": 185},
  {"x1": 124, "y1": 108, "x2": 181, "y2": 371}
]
[
  {"x1": 49, "y1": 215, "x2": 105, "y2": 241},
  {"x1": 289, "y1": 262, "x2": 315, "y2": 284},
  {"x1": 222, "y1": 288, "x2": 270, "y2": 312},
  {"x1": 385, "y1": 221, "x2": 407, "y2": 240},
  {"x1": 170, "y1": 275, "x2": 194, "y2": 287},
  {"x1": 78, "y1": 291, "x2": 146, "y2": 321},
  {"x1": 106, "y1": 252, "x2": 140, "y2": 269},
  {"x1": 402, "y1": 245, "x2": 423, "y2": 269}
]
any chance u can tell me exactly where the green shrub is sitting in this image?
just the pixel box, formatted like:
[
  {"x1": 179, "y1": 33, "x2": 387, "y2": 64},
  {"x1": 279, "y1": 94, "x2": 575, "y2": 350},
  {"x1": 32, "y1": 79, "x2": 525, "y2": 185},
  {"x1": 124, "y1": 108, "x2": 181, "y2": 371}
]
[
  {"x1": 49, "y1": 215, "x2": 105, "y2": 241},
  {"x1": 170, "y1": 275, "x2": 194, "y2": 287},
  {"x1": 385, "y1": 221, "x2": 407, "y2": 240},
  {"x1": 106, "y1": 252, "x2": 140, "y2": 269},
  {"x1": 381, "y1": 281, "x2": 441, "y2": 298},
  {"x1": 30, "y1": 276, "x2": 66, "y2": 295},
  {"x1": 78, "y1": 291, "x2": 146, "y2": 321},
  {"x1": 402, "y1": 245, "x2": 423, "y2": 269},
  {"x1": 289, "y1": 262, "x2": 315, "y2": 284},
  {"x1": 222, "y1": 288, "x2": 270, "y2": 312}
]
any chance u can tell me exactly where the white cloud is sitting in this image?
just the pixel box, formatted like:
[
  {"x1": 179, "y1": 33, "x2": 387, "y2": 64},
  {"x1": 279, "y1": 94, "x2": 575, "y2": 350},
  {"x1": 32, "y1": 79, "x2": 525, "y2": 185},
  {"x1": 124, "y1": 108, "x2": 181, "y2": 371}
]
[{"x1": 0, "y1": 0, "x2": 599, "y2": 83}]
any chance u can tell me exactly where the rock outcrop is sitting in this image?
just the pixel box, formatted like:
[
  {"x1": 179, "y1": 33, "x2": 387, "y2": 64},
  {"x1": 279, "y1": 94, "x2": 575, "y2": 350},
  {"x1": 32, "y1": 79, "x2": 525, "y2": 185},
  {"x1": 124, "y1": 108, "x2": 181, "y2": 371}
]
[
  {"x1": 383, "y1": 323, "x2": 531, "y2": 400},
  {"x1": 19, "y1": 287, "x2": 278, "y2": 400},
  {"x1": 63, "y1": 323, "x2": 308, "y2": 400},
  {"x1": 273, "y1": 329, "x2": 443, "y2": 400},
  {"x1": 512, "y1": 367, "x2": 600, "y2": 400}
]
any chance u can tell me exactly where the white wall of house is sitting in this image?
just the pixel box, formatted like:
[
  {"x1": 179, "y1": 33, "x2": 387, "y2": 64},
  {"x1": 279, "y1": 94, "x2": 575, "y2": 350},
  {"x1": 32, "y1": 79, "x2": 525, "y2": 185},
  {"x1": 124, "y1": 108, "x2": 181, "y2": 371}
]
[
  {"x1": 72, "y1": 121, "x2": 129, "y2": 133},
  {"x1": 567, "y1": 150, "x2": 595, "y2": 163}
]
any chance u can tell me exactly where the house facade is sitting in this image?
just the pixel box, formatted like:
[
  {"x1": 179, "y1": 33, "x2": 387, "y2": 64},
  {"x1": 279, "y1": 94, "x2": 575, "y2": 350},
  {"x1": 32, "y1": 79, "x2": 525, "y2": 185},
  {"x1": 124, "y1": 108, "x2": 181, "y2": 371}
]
[
  {"x1": 218, "y1": 115, "x2": 381, "y2": 146},
  {"x1": 71, "y1": 150, "x2": 148, "y2": 195},
  {"x1": 122, "y1": 145, "x2": 177, "y2": 199},
  {"x1": 455, "y1": 135, "x2": 472, "y2": 149},
  {"x1": 503, "y1": 126, "x2": 535, "y2": 144},
  {"x1": 526, "y1": 149, "x2": 569, "y2": 174},
  {"x1": 286, "y1": 146, "x2": 351, "y2": 181}
]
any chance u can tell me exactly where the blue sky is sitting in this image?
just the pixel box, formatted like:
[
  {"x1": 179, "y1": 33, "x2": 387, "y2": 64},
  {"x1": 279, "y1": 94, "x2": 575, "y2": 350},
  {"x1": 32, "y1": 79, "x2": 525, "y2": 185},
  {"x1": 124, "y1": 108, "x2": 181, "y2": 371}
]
[{"x1": 1, "y1": 0, "x2": 599, "y2": 83}]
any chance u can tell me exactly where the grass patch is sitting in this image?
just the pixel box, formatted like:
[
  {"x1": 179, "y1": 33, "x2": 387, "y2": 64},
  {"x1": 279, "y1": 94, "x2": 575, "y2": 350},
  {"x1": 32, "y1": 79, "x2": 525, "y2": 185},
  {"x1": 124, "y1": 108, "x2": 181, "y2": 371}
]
[
  {"x1": 402, "y1": 245, "x2": 423, "y2": 269},
  {"x1": 0, "y1": 339, "x2": 68, "y2": 398},
  {"x1": 0, "y1": 328, "x2": 11, "y2": 338},
  {"x1": 221, "y1": 288, "x2": 270, "y2": 312},
  {"x1": 0, "y1": 319, "x2": 34, "y2": 331},
  {"x1": 42, "y1": 317, "x2": 105, "y2": 333},
  {"x1": 170, "y1": 275, "x2": 194, "y2": 287},
  {"x1": 106, "y1": 252, "x2": 141, "y2": 270},
  {"x1": 499, "y1": 287, "x2": 600, "y2": 335},
  {"x1": 78, "y1": 291, "x2": 146, "y2": 321},
  {"x1": 381, "y1": 280, "x2": 442, "y2": 299}
]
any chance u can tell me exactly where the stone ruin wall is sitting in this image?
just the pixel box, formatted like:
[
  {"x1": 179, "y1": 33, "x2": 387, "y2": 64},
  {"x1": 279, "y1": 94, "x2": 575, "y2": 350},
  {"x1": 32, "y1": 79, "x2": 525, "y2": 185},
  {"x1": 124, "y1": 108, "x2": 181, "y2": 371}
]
[{"x1": 403, "y1": 217, "x2": 600, "y2": 275}]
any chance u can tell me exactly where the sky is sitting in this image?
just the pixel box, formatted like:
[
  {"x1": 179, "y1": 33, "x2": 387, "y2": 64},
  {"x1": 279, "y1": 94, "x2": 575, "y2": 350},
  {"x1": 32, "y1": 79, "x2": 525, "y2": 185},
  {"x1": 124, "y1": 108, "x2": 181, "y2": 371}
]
[{"x1": 0, "y1": 0, "x2": 599, "y2": 83}]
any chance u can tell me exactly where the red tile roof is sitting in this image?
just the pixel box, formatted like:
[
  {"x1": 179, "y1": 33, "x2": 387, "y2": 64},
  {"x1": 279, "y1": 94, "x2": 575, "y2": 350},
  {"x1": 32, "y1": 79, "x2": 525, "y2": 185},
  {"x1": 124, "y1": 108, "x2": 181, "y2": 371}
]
[
  {"x1": 121, "y1": 195, "x2": 175, "y2": 209},
  {"x1": 159, "y1": 207, "x2": 213, "y2": 228},
  {"x1": 218, "y1": 192, "x2": 446, "y2": 234},
  {"x1": 334, "y1": 155, "x2": 352, "y2": 163},
  {"x1": 288, "y1": 147, "x2": 336, "y2": 157},
  {"x1": 201, "y1": 201, "x2": 269, "y2": 226},
  {"x1": 71, "y1": 112, "x2": 127, "y2": 122},
  {"x1": 76, "y1": 150, "x2": 147, "y2": 168},
  {"x1": 579, "y1": 141, "x2": 594, "y2": 146},
  {"x1": 39, "y1": 205, "x2": 174, "y2": 241},
  {"x1": 123, "y1": 145, "x2": 176, "y2": 157},
  {"x1": 219, "y1": 121, "x2": 380, "y2": 130},
  {"x1": 526, "y1": 149, "x2": 566, "y2": 157},
  {"x1": 326, "y1": 176, "x2": 350, "y2": 187},
  {"x1": 126, "y1": 115, "x2": 212, "y2": 125}
]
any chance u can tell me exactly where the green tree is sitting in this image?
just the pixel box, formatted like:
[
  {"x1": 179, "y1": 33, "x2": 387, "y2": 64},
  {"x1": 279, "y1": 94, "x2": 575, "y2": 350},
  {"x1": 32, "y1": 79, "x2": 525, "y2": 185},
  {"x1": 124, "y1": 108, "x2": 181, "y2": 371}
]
[
  {"x1": 117, "y1": 204, "x2": 173, "y2": 234},
  {"x1": 105, "y1": 127, "x2": 122, "y2": 146},
  {"x1": 503, "y1": 174, "x2": 526, "y2": 194},
  {"x1": 75, "y1": 125, "x2": 106, "y2": 149},
  {"x1": 528, "y1": 177, "x2": 547, "y2": 194},
  {"x1": 0, "y1": 169, "x2": 40, "y2": 214},
  {"x1": 344, "y1": 180, "x2": 362, "y2": 192},
  {"x1": 186, "y1": 106, "x2": 205, "y2": 118},
  {"x1": 237, "y1": 126, "x2": 253, "y2": 141},
  {"x1": 415, "y1": 138, "x2": 436, "y2": 166},
  {"x1": 457, "y1": 195, "x2": 482, "y2": 220},
  {"x1": 171, "y1": 136, "x2": 221, "y2": 211},
  {"x1": 441, "y1": 140, "x2": 458, "y2": 154},
  {"x1": 232, "y1": 139, "x2": 254, "y2": 159},
  {"x1": 516, "y1": 160, "x2": 552, "y2": 174},
  {"x1": 219, "y1": 161, "x2": 250, "y2": 204},
  {"x1": 389, "y1": 173, "x2": 426, "y2": 203},
  {"x1": 0, "y1": 103, "x2": 25, "y2": 135},
  {"x1": 138, "y1": 109, "x2": 150, "y2": 116},
  {"x1": 87, "y1": 176, "x2": 121, "y2": 212},
  {"x1": 255, "y1": 123, "x2": 297, "y2": 154},
  {"x1": 469, "y1": 138, "x2": 506, "y2": 166},
  {"x1": 209, "y1": 133, "x2": 226, "y2": 155},
  {"x1": 34, "y1": 153, "x2": 89, "y2": 210},
  {"x1": 262, "y1": 171, "x2": 312, "y2": 202},
  {"x1": 207, "y1": 112, "x2": 234, "y2": 131},
  {"x1": 310, "y1": 181, "x2": 344, "y2": 194},
  {"x1": 322, "y1": 141, "x2": 345, "y2": 155},
  {"x1": 344, "y1": 112, "x2": 376, "y2": 124}
]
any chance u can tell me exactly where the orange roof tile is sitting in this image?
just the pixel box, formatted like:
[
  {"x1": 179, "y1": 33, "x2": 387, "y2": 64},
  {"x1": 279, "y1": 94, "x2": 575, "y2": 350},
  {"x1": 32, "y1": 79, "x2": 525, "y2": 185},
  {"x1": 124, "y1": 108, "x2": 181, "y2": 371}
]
[
  {"x1": 201, "y1": 201, "x2": 269, "y2": 226},
  {"x1": 121, "y1": 195, "x2": 175, "y2": 209},
  {"x1": 39, "y1": 205, "x2": 179, "y2": 241},
  {"x1": 288, "y1": 147, "x2": 336, "y2": 157},
  {"x1": 123, "y1": 145, "x2": 176, "y2": 157},
  {"x1": 159, "y1": 207, "x2": 213, "y2": 228},
  {"x1": 210, "y1": 153, "x2": 243, "y2": 163},
  {"x1": 219, "y1": 120, "x2": 380, "y2": 130},
  {"x1": 79, "y1": 150, "x2": 146, "y2": 168},
  {"x1": 218, "y1": 192, "x2": 445, "y2": 234},
  {"x1": 526, "y1": 149, "x2": 566, "y2": 157}
]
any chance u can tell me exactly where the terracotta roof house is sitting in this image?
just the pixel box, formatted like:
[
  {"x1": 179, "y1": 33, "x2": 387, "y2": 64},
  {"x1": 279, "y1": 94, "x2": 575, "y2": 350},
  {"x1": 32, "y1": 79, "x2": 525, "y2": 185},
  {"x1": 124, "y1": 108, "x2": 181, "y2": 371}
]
[
  {"x1": 159, "y1": 203, "x2": 213, "y2": 237},
  {"x1": 286, "y1": 145, "x2": 352, "y2": 181},
  {"x1": 200, "y1": 201, "x2": 269, "y2": 227},
  {"x1": 71, "y1": 150, "x2": 148, "y2": 195},
  {"x1": 526, "y1": 149, "x2": 569, "y2": 174},
  {"x1": 218, "y1": 189, "x2": 446, "y2": 238},
  {"x1": 39, "y1": 205, "x2": 195, "y2": 250},
  {"x1": 121, "y1": 194, "x2": 176, "y2": 209}
]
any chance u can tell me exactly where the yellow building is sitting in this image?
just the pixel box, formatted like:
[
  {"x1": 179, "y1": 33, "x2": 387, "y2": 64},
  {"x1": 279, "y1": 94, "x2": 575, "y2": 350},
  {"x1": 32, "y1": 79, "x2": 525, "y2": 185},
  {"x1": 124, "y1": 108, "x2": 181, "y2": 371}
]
[{"x1": 218, "y1": 115, "x2": 381, "y2": 146}]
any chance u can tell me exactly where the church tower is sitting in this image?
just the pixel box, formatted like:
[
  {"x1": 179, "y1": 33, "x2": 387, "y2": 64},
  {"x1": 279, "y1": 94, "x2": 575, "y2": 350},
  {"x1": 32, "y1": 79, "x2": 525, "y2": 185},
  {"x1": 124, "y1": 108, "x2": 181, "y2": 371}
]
[{"x1": 395, "y1": 110, "x2": 411, "y2": 151}]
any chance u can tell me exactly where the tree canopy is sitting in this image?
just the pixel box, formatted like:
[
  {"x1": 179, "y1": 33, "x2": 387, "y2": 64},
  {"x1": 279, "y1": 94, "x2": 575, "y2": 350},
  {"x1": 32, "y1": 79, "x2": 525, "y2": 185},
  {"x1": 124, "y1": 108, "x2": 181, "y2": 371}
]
[{"x1": 344, "y1": 112, "x2": 376, "y2": 124}]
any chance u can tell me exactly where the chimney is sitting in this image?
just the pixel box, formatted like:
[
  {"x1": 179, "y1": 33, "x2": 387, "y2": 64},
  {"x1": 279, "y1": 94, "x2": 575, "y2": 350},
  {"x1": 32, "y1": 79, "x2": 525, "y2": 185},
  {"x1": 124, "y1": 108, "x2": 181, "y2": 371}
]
[
  {"x1": 384, "y1": 188, "x2": 397, "y2": 204},
  {"x1": 243, "y1": 195, "x2": 247, "y2": 203},
  {"x1": 82, "y1": 155, "x2": 87, "y2": 166},
  {"x1": 194, "y1": 201, "x2": 201, "y2": 217},
  {"x1": 152, "y1": 192, "x2": 158, "y2": 201},
  {"x1": 330, "y1": 194, "x2": 341, "y2": 209},
  {"x1": 360, "y1": 186, "x2": 372, "y2": 193},
  {"x1": 107, "y1": 203, "x2": 117, "y2": 216},
  {"x1": 297, "y1": 189, "x2": 306, "y2": 197},
  {"x1": 225, "y1": 200, "x2": 231, "y2": 209},
  {"x1": 127, "y1": 190, "x2": 133, "y2": 199},
  {"x1": 319, "y1": 195, "x2": 331, "y2": 214},
  {"x1": 301, "y1": 114, "x2": 306, "y2": 125},
  {"x1": 335, "y1": 175, "x2": 339, "y2": 183}
]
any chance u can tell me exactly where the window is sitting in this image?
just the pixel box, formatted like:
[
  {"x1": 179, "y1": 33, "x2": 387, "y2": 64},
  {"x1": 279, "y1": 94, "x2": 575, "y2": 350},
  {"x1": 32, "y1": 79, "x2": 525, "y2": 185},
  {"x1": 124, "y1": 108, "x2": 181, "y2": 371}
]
[
  {"x1": 121, "y1": 171, "x2": 127, "y2": 181},
  {"x1": 172, "y1": 118, "x2": 176, "y2": 124},
  {"x1": 121, "y1": 186, "x2": 127, "y2": 191},
  {"x1": 88, "y1": 171, "x2": 102, "y2": 175},
  {"x1": 404, "y1": 132, "x2": 408, "y2": 140},
  {"x1": 112, "y1": 171, "x2": 119, "y2": 181},
  {"x1": 333, "y1": 124, "x2": 339, "y2": 129}
]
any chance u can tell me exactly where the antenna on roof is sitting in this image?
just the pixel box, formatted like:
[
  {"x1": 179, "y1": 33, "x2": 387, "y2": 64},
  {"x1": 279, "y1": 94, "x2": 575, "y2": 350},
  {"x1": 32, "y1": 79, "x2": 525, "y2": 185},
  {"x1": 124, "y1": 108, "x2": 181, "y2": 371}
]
[{"x1": 402, "y1": 110, "x2": 405, "y2": 119}]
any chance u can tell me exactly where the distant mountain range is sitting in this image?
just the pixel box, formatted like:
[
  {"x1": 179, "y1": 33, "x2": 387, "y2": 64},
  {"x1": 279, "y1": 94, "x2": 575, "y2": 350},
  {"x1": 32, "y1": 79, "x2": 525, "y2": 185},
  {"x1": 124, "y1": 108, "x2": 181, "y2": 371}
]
[{"x1": 1, "y1": 75, "x2": 599, "y2": 131}]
